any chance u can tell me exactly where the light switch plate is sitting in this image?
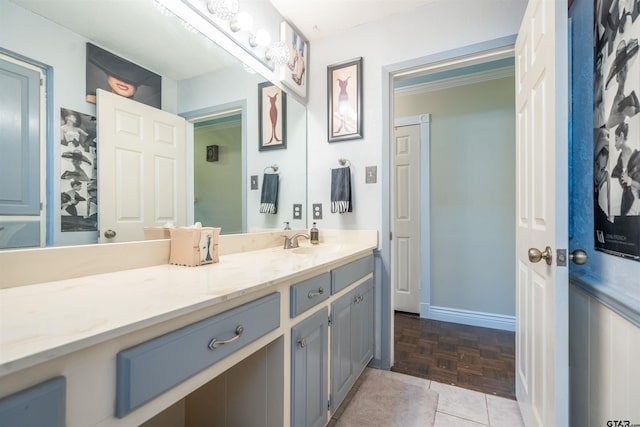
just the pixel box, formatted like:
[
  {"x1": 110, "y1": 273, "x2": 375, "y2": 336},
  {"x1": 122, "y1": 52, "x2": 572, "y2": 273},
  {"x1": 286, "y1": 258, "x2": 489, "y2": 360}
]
[
  {"x1": 293, "y1": 204, "x2": 302, "y2": 220},
  {"x1": 313, "y1": 203, "x2": 323, "y2": 219},
  {"x1": 365, "y1": 166, "x2": 377, "y2": 183},
  {"x1": 250, "y1": 175, "x2": 258, "y2": 190}
]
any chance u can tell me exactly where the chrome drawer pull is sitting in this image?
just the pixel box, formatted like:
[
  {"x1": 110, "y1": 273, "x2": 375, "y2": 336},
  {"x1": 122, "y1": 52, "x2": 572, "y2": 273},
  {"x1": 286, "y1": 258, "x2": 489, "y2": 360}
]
[
  {"x1": 307, "y1": 287, "x2": 324, "y2": 298},
  {"x1": 354, "y1": 295, "x2": 364, "y2": 304},
  {"x1": 298, "y1": 338, "x2": 307, "y2": 348},
  {"x1": 208, "y1": 325, "x2": 244, "y2": 350}
]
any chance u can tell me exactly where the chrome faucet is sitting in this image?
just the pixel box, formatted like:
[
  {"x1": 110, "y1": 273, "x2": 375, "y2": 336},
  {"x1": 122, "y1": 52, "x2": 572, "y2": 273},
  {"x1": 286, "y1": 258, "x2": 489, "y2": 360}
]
[{"x1": 283, "y1": 233, "x2": 310, "y2": 249}]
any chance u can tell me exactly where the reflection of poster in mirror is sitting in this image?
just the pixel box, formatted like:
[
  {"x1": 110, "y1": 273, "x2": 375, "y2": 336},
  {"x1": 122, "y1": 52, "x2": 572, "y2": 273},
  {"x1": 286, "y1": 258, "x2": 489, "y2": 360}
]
[
  {"x1": 280, "y1": 21, "x2": 308, "y2": 98},
  {"x1": 86, "y1": 43, "x2": 161, "y2": 108},
  {"x1": 258, "y1": 81, "x2": 287, "y2": 151},
  {"x1": 594, "y1": 0, "x2": 640, "y2": 260},
  {"x1": 60, "y1": 108, "x2": 98, "y2": 232}
]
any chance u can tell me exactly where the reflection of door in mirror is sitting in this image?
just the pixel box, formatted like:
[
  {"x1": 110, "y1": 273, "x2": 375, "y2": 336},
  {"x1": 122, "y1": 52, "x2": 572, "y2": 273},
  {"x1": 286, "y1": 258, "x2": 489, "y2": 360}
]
[
  {"x1": 194, "y1": 113, "x2": 243, "y2": 235},
  {"x1": 98, "y1": 89, "x2": 187, "y2": 243},
  {"x1": 0, "y1": 53, "x2": 46, "y2": 250}
]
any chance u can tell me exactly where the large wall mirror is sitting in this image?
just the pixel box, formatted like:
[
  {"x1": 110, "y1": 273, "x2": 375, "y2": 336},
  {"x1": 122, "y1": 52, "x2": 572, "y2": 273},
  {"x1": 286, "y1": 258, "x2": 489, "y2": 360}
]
[{"x1": 0, "y1": 0, "x2": 307, "y2": 249}]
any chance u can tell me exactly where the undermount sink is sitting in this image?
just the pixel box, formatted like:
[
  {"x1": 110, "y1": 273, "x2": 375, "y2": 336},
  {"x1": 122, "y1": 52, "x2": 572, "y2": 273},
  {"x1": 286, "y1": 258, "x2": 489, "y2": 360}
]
[{"x1": 290, "y1": 246, "x2": 323, "y2": 255}]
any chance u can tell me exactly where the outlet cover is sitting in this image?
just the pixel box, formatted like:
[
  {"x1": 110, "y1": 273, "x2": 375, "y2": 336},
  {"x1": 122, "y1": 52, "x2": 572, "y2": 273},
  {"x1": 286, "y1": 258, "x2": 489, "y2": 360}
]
[
  {"x1": 293, "y1": 204, "x2": 302, "y2": 220},
  {"x1": 250, "y1": 175, "x2": 259, "y2": 190},
  {"x1": 313, "y1": 203, "x2": 323, "y2": 220},
  {"x1": 366, "y1": 166, "x2": 377, "y2": 184}
]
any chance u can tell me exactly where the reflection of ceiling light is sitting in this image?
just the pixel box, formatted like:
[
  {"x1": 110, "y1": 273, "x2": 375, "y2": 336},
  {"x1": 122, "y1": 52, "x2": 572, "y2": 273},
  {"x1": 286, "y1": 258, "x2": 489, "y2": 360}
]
[
  {"x1": 152, "y1": 0, "x2": 175, "y2": 17},
  {"x1": 265, "y1": 42, "x2": 290, "y2": 65},
  {"x1": 249, "y1": 29, "x2": 271, "y2": 47},
  {"x1": 243, "y1": 63, "x2": 256, "y2": 74},
  {"x1": 207, "y1": 0, "x2": 239, "y2": 21},
  {"x1": 230, "y1": 11, "x2": 253, "y2": 32},
  {"x1": 181, "y1": 20, "x2": 198, "y2": 33}
]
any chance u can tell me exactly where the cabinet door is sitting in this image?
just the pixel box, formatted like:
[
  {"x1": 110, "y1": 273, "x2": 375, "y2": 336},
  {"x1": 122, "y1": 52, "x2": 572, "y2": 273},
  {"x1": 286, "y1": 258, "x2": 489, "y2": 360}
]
[
  {"x1": 0, "y1": 377, "x2": 65, "y2": 427},
  {"x1": 291, "y1": 308, "x2": 328, "y2": 427},
  {"x1": 330, "y1": 290, "x2": 354, "y2": 413},
  {"x1": 352, "y1": 278, "x2": 374, "y2": 373}
]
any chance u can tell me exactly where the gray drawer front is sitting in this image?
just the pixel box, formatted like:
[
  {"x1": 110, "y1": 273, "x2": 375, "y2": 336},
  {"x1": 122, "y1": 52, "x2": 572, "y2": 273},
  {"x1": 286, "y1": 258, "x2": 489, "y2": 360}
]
[
  {"x1": 331, "y1": 255, "x2": 373, "y2": 294},
  {"x1": 290, "y1": 272, "x2": 330, "y2": 317},
  {"x1": 0, "y1": 376, "x2": 66, "y2": 427},
  {"x1": 116, "y1": 293, "x2": 280, "y2": 418}
]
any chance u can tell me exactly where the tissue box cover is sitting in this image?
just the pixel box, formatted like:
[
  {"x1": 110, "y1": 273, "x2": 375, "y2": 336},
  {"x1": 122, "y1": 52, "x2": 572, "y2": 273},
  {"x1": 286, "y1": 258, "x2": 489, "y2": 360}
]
[{"x1": 169, "y1": 227, "x2": 221, "y2": 266}]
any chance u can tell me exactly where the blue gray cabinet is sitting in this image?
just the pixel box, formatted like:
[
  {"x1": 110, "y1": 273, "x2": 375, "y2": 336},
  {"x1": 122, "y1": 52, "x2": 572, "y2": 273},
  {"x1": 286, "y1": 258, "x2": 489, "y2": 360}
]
[
  {"x1": 0, "y1": 376, "x2": 65, "y2": 427},
  {"x1": 290, "y1": 272, "x2": 330, "y2": 317},
  {"x1": 116, "y1": 293, "x2": 280, "y2": 418},
  {"x1": 291, "y1": 308, "x2": 328, "y2": 427},
  {"x1": 330, "y1": 278, "x2": 374, "y2": 414}
]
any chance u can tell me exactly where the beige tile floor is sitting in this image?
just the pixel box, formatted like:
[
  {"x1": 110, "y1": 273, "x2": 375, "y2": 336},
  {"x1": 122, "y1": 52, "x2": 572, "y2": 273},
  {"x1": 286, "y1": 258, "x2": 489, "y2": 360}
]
[{"x1": 332, "y1": 368, "x2": 525, "y2": 427}]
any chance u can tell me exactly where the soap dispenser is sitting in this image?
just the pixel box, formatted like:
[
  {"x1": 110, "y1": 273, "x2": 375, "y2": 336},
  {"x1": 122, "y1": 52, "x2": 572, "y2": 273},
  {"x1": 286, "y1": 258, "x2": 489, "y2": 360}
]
[{"x1": 310, "y1": 222, "x2": 319, "y2": 245}]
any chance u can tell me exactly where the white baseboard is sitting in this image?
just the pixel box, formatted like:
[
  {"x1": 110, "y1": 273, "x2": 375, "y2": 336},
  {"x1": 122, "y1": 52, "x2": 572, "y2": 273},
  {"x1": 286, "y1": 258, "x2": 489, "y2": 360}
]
[{"x1": 420, "y1": 303, "x2": 515, "y2": 332}]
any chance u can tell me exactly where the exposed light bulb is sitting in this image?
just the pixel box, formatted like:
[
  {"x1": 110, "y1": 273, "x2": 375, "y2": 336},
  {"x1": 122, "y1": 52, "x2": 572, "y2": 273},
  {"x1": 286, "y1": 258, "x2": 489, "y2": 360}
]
[
  {"x1": 265, "y1": 42, "x2": 290, "y2": 65},
  {"x1": 230, "y1": 11, "x2": 253, "y2": 32},
  {"x1": 249, "y1": 29, "x2": 271, "y2": 47},
  {"x1": 206, "y1": 0, "x2": 239, "y2": 21}
]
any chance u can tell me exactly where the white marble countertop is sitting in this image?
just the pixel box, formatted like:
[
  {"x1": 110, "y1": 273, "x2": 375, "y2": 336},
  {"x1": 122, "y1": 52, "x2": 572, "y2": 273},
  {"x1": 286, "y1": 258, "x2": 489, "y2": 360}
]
[{"x1": 0, "y1": 235, "x2": 376, "y2": 377}]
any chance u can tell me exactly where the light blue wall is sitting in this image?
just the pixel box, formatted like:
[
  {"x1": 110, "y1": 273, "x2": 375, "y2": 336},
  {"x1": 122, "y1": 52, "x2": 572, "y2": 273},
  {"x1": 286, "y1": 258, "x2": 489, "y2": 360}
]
[
  {"x1": 395, "y1": 76, "x2": 516, "y2": 317},
  {"x1": 570, "y1": 0, "x2": 640, "y2": 322}
]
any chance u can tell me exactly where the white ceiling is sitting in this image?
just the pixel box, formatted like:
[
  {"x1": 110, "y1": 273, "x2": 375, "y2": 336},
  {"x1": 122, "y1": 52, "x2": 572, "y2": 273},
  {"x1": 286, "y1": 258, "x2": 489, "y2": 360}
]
[
  {"x1": 269, "y1": 0, "x2": 437, "y2": 41},
  {"x1": 10, "y1": 0, "x2": 433, "y2": 80}
]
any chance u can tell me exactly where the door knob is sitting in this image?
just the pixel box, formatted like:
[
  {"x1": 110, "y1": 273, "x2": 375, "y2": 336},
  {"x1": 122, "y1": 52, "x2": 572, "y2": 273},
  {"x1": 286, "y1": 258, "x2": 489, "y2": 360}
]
[
  {"x1": 569, "y1": 249, "x2": 588, "y2": 265},
  {"x1": 528, "y1": 246, "x2": 552, "y2": 265},
  {"x1": 104, "y1": 229, "x2": 117, "y2": 239}
]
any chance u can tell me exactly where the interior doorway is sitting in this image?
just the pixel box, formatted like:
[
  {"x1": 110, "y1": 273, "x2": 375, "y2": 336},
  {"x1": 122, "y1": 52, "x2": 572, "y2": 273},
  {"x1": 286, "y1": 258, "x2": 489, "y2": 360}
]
[
  {"x1": 383, "y1": 39, "x2": 518, "y2": 398},
  {"x1": 182, "y1": 102, "x2": 247, "y2": 234}
]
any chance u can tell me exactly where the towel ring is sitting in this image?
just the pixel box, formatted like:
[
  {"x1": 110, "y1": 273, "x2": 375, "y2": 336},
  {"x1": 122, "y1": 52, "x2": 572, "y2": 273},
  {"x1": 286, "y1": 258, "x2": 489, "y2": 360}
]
[
  {"x1": 338, "y1": 158, "x2": 351, "y2": 167},
  {"x1": 264, "y1": 164, "x2": 279, "y2": 173}
]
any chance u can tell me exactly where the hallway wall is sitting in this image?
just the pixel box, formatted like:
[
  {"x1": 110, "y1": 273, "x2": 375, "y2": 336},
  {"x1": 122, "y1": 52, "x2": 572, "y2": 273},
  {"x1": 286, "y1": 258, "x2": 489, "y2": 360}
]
[{"x1": 395, "y1": 76, "x2": 516, "y2": 320}]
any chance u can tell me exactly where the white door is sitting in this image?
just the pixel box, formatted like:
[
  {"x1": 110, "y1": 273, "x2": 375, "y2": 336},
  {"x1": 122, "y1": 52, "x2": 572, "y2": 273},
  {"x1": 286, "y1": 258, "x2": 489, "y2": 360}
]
[
  {"x1": 97, "y1": 89, "x2": 187, "y2": 243},
  {"x1": 515, "y1": 0, "x2": 568, "y2": 426},
  {"x1": 392, "y1": 123, "x2": 421, "y2": 313}
]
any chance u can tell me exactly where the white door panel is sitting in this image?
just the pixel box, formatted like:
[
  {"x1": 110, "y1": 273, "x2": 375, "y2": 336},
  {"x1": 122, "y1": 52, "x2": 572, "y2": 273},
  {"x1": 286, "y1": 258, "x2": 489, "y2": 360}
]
[
  {"x1": 515, "y1": 0, "x2": 569, "y2": 425},
  {"x1": 98, "y1": 89, "x2": 186, "y2": 243},
  {"x1": 393, "y1": 124, "x2": 421, "y2": 313}
]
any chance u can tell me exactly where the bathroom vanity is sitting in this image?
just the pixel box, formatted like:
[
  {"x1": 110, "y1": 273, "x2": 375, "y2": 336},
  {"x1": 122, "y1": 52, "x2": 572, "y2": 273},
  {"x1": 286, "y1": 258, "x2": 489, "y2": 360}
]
[{"x1": 0, "y1": 230, "x2": 377, "y2": 427}]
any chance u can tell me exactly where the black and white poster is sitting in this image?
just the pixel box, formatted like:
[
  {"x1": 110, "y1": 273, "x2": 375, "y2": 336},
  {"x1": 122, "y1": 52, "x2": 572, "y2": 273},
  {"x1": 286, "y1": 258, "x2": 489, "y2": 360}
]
[
  {"x1": 60, "y1": 108, "x2": 98, "y2": 232},
  {"x1": 594, "y1": 0, "x2": 640, "y2": 260}
]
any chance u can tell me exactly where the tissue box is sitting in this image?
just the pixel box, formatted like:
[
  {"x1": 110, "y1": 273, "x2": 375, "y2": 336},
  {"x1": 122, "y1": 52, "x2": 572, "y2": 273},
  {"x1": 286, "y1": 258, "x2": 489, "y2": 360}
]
[
  {"x1": 169, "y1": 227, "x2": 221, "y2": 267},
  {"x1": 143, "y1": 227, "x2": 172, "y2": 240}
]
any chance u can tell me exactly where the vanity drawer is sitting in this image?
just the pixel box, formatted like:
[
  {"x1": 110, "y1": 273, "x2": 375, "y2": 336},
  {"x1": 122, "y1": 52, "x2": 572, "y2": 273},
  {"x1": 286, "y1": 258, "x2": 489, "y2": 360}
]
[
  {"x1": 0, "y1": 376, "x2": 66, "y2": 427},
  {"x1": 116, "y1": 293, "x2": 280, "y2": 418},
  {"x1": 331, "y1": 255, "x2": 374, "y2": 294},
  {"x1": 290, "y1": 272, "x2": 330, "y2": 317}
]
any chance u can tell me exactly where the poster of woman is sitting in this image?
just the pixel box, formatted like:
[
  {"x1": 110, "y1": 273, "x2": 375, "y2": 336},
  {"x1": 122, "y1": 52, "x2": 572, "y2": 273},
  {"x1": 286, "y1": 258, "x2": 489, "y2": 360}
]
[
  {"x1": 60, "y1": 108, "x2": 98, "y2": 232},
  {"x1": 258, "y1": 81, "x2": 287, "y2": 151},
  {"x1": 594, "y1": 0, "x2": 640, "y2": 260},
  {"x1": 86, "y1": 43, "x2": 162, "y2": 109}
]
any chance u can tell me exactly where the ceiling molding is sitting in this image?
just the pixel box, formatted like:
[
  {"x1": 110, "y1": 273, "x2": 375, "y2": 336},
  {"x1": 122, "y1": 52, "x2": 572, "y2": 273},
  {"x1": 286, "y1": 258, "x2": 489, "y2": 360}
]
[{"x1": 394, "y1": 65, "x2": 514, "y2": 97}]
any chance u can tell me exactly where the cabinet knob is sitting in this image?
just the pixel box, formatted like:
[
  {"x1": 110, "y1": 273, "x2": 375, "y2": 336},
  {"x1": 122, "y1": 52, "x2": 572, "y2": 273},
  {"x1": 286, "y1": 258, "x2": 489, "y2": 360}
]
[{"x1": 298, "y1": 338, "x2": 307, "y2": 348}]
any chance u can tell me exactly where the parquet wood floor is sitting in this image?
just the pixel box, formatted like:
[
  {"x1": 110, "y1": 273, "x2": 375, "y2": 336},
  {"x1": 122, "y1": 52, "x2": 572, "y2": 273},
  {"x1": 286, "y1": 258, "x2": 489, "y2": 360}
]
[{"x1": 392, "y1": 312, "x2": 516, "y2": 400}]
